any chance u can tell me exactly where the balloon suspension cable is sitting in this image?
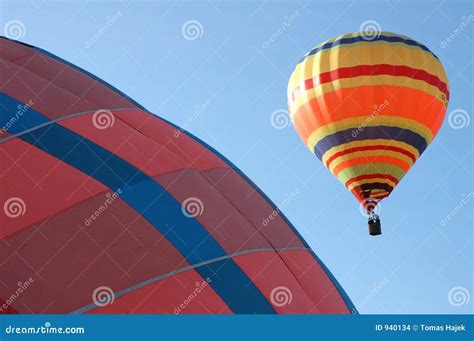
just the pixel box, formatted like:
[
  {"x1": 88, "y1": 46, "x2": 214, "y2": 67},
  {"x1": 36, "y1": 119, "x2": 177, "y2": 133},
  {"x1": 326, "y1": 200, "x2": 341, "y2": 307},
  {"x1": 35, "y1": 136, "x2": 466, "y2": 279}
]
[{"x1": 368, "y1": 210, "x2": 382, "y2": 236}]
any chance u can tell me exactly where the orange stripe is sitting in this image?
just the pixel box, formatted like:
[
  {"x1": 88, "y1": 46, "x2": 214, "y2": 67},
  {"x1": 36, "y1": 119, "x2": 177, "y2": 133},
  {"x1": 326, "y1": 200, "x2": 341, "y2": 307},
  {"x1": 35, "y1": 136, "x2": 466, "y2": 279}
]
[
  {"x1": 292, "y1": 86, "x2": 445, "y2": 144},
  {"x1": 326, "y1": 145, "x2": 417, "y2": 168}
]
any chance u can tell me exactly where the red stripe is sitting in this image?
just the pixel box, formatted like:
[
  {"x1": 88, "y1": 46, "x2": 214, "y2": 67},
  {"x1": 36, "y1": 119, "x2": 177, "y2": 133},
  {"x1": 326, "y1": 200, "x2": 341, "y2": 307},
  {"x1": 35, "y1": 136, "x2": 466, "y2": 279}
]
[
  {"x1": 294, "y1": 64, "x2": 449, "y2": 102},
  {"x1": 345, "y1": 174, "x2": 400, "y2": 188},
  {"x1": 325, "y1": 145, "x2": 417, "y2": 168}
]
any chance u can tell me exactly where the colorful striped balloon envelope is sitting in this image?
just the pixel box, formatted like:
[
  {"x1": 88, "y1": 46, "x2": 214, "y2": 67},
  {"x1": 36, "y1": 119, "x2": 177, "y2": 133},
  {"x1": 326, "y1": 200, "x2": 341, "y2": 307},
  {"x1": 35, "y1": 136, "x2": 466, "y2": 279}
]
[{"x1": 288, "y1": 32, "x2": 449, "y2": 235}]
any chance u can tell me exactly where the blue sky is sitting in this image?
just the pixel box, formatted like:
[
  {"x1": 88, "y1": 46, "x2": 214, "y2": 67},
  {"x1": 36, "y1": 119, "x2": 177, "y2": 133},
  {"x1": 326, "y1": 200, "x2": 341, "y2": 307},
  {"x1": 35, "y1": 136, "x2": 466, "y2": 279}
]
[{"x1": 1, "y1": 0, "x2": 472, "y2": 314}]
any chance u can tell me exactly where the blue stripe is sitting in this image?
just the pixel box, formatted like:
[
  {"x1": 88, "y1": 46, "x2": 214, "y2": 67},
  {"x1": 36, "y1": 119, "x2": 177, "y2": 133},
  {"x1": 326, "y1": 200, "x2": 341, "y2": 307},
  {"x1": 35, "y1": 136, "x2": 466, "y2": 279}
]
[
  {"x1": 313, "y1": 126, "x2": 427, "y2": 160},
  {"x1": 0, "y1": 36, "x2": 357, "y2": 313},
  {"x1": 300, "y1": 34, "x2": 438, "y2": 63},
  {"x1": 0, "y1": 93, "x2": 275, "y2": 314}
]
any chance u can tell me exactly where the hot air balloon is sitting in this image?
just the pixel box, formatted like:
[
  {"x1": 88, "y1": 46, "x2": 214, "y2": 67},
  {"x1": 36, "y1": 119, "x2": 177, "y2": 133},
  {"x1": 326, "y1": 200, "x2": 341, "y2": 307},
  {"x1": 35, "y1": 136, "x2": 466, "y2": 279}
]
[
  {"x1": 0, "y1": 36, "x2": 355, "y2": 314},
  {"x1": 288, "y1": 32, "x2": 449, "y2": 236}
]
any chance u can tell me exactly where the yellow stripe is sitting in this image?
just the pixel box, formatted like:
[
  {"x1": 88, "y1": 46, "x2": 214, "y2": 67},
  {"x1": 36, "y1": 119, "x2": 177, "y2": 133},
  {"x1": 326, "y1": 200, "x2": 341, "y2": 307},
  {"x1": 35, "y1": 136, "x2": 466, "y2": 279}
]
[
  {"x1": 289, "y1": 43, "x2": 447, "y2": 92},
  {"x1": 288, "y1": 76, "x2": 445, "y2": 120},
  {"x1": 321, "y1": 139, "x2": 420, "y2": 166},
  {"x1": 336, "y1": 163, "x2": 406, "y2": 184},
  {"x1": 328, "y1": 150, "x2": 414, "y2": 174},
  {"x1": 371, "y1": 191, "x2": 389, "y2": 198},
  {"x1": 369, "y1": 189, "x2": 388, "y2": 194},
  {"x1": 305, "y1": 116, "x2": 433, "y2": 150}
]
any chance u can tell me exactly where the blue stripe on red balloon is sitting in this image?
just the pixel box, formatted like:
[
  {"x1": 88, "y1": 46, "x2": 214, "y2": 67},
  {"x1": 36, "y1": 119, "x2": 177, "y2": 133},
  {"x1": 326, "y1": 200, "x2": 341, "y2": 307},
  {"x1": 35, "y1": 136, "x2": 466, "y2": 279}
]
[{"x1": 0, "y1": 92, "x2": 275, "y2": 314}]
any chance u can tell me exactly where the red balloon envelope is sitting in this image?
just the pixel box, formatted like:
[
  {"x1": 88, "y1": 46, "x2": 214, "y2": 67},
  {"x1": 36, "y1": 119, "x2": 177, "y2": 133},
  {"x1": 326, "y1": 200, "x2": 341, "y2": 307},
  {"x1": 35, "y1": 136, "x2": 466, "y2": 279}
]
[{"x1": 0, "y1": 37, "x2": 355, "y2": 314}]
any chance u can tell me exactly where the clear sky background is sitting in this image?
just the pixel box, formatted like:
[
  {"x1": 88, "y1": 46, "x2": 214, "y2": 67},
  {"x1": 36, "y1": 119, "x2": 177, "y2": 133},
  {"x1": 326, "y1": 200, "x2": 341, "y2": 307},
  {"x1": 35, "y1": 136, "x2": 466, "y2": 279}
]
[{"x1": 1, "y1": 0, "x2": 472, "y2": 314}]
